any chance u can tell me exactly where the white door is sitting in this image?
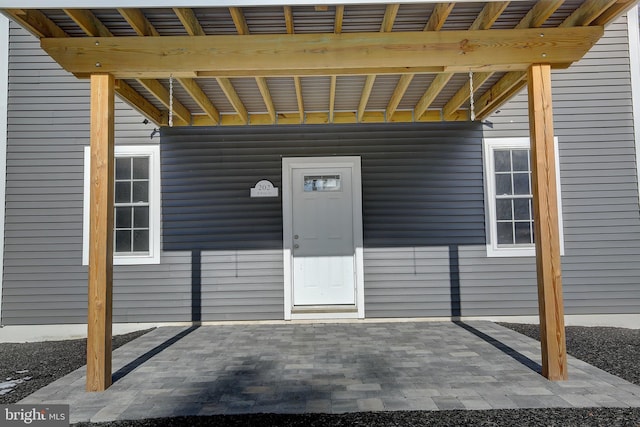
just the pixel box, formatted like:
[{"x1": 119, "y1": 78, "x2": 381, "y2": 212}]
[{"x1": 291, "y1": 167, "x2": 355, "y2": 305}]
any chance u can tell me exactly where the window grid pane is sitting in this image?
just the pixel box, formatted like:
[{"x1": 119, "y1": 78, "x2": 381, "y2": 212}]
[
  {"x1": 114, "y1": 156, "x2": 150, "y2": 254},
  {"x1": 494, "y1": 148, "x2": 534, "y2": 247}
]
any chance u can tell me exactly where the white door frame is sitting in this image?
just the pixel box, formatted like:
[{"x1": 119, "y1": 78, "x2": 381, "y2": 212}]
[{"x1": 282, "y1": 156, "x2": 365, "y2": 320}]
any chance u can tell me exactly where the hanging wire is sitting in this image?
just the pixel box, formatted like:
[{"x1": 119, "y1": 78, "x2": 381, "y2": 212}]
[
  {"x1": 169, "y1": 74, "x2": 174, "y2": 128},
  {"x1": 469, "y1": 71, "x2": 475, "y2": 122}
]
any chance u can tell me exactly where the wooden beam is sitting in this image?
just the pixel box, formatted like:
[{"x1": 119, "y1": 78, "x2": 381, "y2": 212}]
[
  {"x1": 443, "y1": 71, "x2": 492, "y2": 120},
  {"x1": 216, "y1": 77, "x2": 248, "y2": 124},
  {"x1": 381, "y1": 4, "x2": 400, "y2": 32},
  {"x1": 138, "y1": 78, "x2": 191, "y2": 125},
  {"x1": 387, "y1": 74, "x2": 414, "y2": 120},
  {"x1": 329, "y1": 75, "x2": 337, "y2": 123},
  {"x1": 415, "y1": 73, "x2": 453, "y2": 119},
  {"x1": 358, "y1": 75, "x2": 376, "y2": 122},
  {"x1": 284, "y1": 6, "x2": 295, "y2": 34},
  {"x1": 4, "y1": 9, "x2": 68, "y2": 38},
  {"x1": 177, "y1": 77, "x2": 219, "y2": 124},
  {"x1": 87, "y1": 73, "x2": 115, "y2": 392},
  {"x1": 229, "y1": 7, "x2": 249, "y2": 35},
  {"x1": 190, "y1": 109, "x2": 468, "y2": 126},
  {"x1": 424, "y1": 2, "x2": 455, "y2": 31},
  {"x1": 174, "y1": 8, "x2": 205, "y2": 36},
  {"x1": 528, "y1": 63, "x2": 567, "y2": 381},
  {"x1": 334, "y1": 5, "x2": 344, "y2": 34},
  {"x1": 42, "y1": 27, "x2": 603, "y2": 78},
  {"x1": 115, "y1": 79, "x2": 166, "y2": 126},
  {"x1": 64, "y1": 9, "x2": 113, "y2": 37},
  {"x1": 294, "y1": 76, "x2": 304, "y2": 123},
  {"x1": 118, "y1": 8, "x2": 160, "y2": 36},
  {"x1": 255, "y1": 77, "x2": 276, "y2": 124}
]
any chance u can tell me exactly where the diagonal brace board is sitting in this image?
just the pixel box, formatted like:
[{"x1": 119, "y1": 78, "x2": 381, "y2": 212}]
[{"x1": 41, "y1": 26, "x2": 603, "y2": 78}]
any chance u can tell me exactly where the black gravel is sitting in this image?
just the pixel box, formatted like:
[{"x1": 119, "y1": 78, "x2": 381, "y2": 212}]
[
  {"x1": 3, "y1": 324, "x2": 640, "y2": 426},
  {"x1": 0, "y1": 329, "x2": 152, "y2": 404},
  {"x1": 499, "y1": 323, "x2": 640, "y2": 386}
]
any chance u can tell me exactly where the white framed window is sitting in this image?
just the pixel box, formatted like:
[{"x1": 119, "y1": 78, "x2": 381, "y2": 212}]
[
  {"x1": 83, "y1": 145, "x2": 161, "y2": 265},
  {"x1": 483, "y1": 137, "x2": 565, "y2": 257}
]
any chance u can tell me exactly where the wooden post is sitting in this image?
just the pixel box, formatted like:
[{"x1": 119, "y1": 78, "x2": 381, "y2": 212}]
[
  {"x1": 527, "y1": 63, "x2": 568, "y2": 381},
  {"x1": 87, "y1": 73, "x2": 115, "y2": 391}
]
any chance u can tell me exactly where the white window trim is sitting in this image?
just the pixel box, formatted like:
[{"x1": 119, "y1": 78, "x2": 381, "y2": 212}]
[
  {"x1": 483, "y1": 137, "x2": 565, "y2": 257},
  {"x1": 83, "y1": 145, "x2": 161, "y2": 265},
  {"x1": 628, "y1": 7, "x2": 640, "y2": 204},
  {"x1": 0, "y1": 16, "x2": 9, "y2": 325}
]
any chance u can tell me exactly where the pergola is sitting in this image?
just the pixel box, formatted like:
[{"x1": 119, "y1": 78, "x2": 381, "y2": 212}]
[{"x1": 2, "y1": 0, "x2": 637, "y2": 392}]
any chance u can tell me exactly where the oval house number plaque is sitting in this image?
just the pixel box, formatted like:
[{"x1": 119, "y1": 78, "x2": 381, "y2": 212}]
[{"x1": 250, "y1": 179, "x2": 279, "y2": 198}]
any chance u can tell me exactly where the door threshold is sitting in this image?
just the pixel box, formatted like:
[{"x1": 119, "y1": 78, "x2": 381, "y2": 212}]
[{"x1": 292, "y1": 305, "x2": 358, "y2": 314}]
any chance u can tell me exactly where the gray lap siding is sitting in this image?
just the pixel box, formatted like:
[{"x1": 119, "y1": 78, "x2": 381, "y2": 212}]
[{"x1": 2, "y1": 17, "x2": 640, "y2": 325}]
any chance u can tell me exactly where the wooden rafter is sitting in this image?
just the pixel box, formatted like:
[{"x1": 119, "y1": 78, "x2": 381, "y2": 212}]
[
  {"x1": 256, "y1": 77, "x2": 276, "y2": 123},
  {"x1": 4, "y1": 9, "x2": 67, "y2": 38},
  {"x1": 516, "y1": 0, "x2": 566, "y2": 30},
  {"x1": 294, "y1": 76, "x2": 305, "y2": 123},
  {"x1": 329, "y1": 75, "x2": 337, "y2": 123},
  {"x1": 118, "y1": 9, "x2": 160, "y2": 36},
  {"x1": 386, "y1": 74, "x2": 414, "y2": 119},
  {"x1": 469, "y1": 1, "x2": 510, "y2": 30},
  {"x1": 593, "y1": 0, "x2": 638, "y2": 25},
  {"x1": 415, "y1": 73, "x2": 453, "y2": 119},
  {"x1": 174, "y1": 8, "x2": 205, "y2": 36},
  {"x1": 358, "y1": 75, "x2": 376, "y2": 122},
  {"x1": 475, "y1": 71, "x2": 527, "y2": 120},
  {"x1": 284, "y1": 6, "x2": 295, "y2": 34},
  {"x1": 425, "y1": 3, "x2": 455, "y2": 31},
  {"x1": 229, "y1": 7, "x2": 249, "y2": 35},
  {"x1": 334, "y1": 5, "x2": 344, "y2": 34},
  {"x1": 64, "y1": 9, "x2": 113, "y2": 37},
  {"x1": 381, "y1": 4, "x2": 400, "y2": 32},
  {"x1": 138, "y1": 78, "x2": 191, "y2": 125},
  {"x1": 217, "y1": 77, "x2": 248, "y2": 124},
  {"x1": 177, "y1": 77, "x2": 220, "y2": 124},
  {"x1": 115, "y1": 79, "x2": 166, "y2": 125},
  {"x1": 560, "y1": 0, "x2": 617, "y2": 27}
]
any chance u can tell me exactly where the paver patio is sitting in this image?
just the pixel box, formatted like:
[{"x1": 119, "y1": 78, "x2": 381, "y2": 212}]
[{"x1": 19, "y1": 321, "x2": 640, "y2": 423}]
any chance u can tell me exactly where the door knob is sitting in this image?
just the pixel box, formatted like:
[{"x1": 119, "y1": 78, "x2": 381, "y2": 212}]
[
  {"x1": 294, "y1": 235, "x2": 299, "y2": 239},
  {"x1": 294, "y1": 244, "x2": 299, "y2": 249}
]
